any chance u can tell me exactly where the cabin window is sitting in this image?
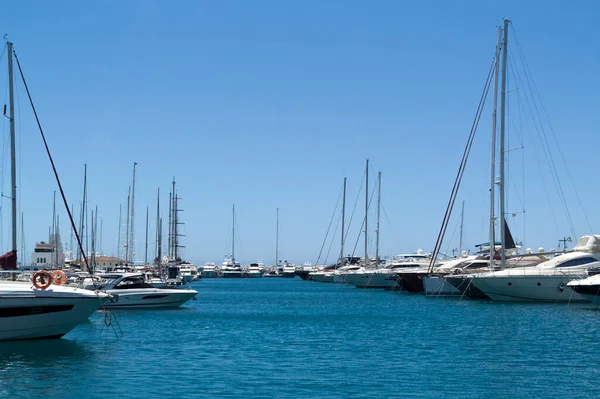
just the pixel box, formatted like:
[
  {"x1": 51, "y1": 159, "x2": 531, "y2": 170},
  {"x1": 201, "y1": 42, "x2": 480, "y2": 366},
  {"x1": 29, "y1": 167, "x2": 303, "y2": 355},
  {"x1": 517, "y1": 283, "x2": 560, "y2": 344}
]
[{"x1": 557, "y1": 257, "x2": 597, "y2": 268}]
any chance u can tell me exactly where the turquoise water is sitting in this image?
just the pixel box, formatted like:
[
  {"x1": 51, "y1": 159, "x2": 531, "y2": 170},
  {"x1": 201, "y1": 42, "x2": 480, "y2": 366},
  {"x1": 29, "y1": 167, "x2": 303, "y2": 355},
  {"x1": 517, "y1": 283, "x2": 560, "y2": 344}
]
[{"x1": 1, "y1": 278, "x2": 599, "y2": 398}]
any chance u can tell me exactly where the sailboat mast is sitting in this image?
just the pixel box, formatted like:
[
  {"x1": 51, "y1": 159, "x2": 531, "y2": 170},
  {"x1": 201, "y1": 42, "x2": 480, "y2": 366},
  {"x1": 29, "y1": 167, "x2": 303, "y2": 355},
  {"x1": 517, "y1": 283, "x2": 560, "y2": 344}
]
[
  {"x1": 489, "y1": 25, "x2": 502, "y2": 265},
  {"x1": 145, "y1": 206, "x2": 149, "y2": 265},
  {"x1": 168, "y1": 191, "x2": 172, "y2": 260},
  {"x1": 364, "y1": 159, "x2": 369, "y2": 268},
  {"x1": 232, "y1": 204, "x2": 235, "y2": 264},
  {"x1": 52, "y1": 190, "x2": 56, "y2": 267},
  {"x1": 172, "y1": 178, "x2": 177, "y2": 263},
  {"x1": 275, "y1": 208, "x2": 279, "y2": 268},
  {"x1": 77, "y1": 165, "x2": 87, "y2": 263},
  {"x1": 499, "y1": 19, "x2": 510, "y2": 269},
  {"x1": 7, "y1": 42, "x2": 16, "y2": 254},
  {"x1": 459, "y1": 200, "x2": 465, "y2": 256},
  {"x1": 117, "y1": 204, "x2": 121, "y2": 258},
  {"x1": 375, "y1": 172, "x2": 381, "y2": 265},
  {"x1": 130, "y1": 162, "x2": 137, "y2": 264},
  {"x1": 155, "y1": 188, "x2": 160, "y2": 263},
  {"x1": 125, "y1": 186, "x2": 131, "y2": 265},
  {"x1": 340, "y1": 177, "x2": 346, "y2": 264}
]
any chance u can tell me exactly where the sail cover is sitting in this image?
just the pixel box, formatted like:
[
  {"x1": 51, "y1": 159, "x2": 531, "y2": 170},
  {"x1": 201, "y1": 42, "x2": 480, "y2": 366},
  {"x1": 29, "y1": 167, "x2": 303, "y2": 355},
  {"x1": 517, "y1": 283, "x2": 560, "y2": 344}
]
[
  {"x1": 503, "y1": 219, "x2": 516, "y2": 250},
  {"x1": 0, "y1": 250, "x2": 17, "y2": 270}
]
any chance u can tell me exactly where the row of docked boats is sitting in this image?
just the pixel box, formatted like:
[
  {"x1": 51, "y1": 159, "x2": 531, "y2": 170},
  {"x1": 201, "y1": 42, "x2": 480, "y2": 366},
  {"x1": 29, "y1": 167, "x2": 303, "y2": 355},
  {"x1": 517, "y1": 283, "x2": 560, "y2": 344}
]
[
  {"x1": 302, "y1": 235, "x2": 600, "y2": 305},
  {"x1": 0, "y1": 267, "x2": 199, "y2": 341}
]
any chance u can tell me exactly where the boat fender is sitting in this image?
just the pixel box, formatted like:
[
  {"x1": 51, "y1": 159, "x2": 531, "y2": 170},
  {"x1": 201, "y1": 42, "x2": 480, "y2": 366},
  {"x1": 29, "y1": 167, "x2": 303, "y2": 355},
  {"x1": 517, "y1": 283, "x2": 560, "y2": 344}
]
[
  {"x1": 51, "y1": 270, "x2": 67, "y2": 286},
  {"x1": 32, "y1": 270, "x2": 53, "y2": 290}
]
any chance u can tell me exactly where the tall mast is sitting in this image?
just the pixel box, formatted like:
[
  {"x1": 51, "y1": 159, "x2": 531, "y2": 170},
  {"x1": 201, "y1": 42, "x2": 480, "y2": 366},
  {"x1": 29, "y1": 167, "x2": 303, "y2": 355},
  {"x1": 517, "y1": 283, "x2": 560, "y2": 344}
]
[
  {"x1": 130, "y1": 162, "x2": 137, "y2": 264},
  {"x1": 459, "y1": 200, "x2": 465, "y2": 256},
  {"x1": 117, "y1": 204, "x2": 121, "y2": 259},
  {"x1": 155, "y1": 188, "x2": 160, "y2": 263},
  {"x1": 125, "y1": 186, "x2": 131, "y2": 265},
  {"x1": 77, "y1": 164, "x2": 87, "y2": 264},
  {"x1": 70, "y1": 203, "x2": 74, "y2": 256},
  {"x1": 499, "y1": 19, "x2": 510, "y2": 269},
  {"x1": 7, "y1": 42, "x2": 16, "y2": 254},
  {"x1": 20, "y1": 213, "x2": 24, "y2": 266},
  {"x1": 52, "y1": 190, "x2": 56, "y2": 267},
  {"x1": 339, "y1": 177, "x2": 346, "y2": 264},
  {"x1": 145, "y1": 206, "x2": 149, "y2": 265},
  {"x1": 168, "y1": 191, "x2": 172, "y2": 259},
  {"x1": 232, "y1": 204, "x2": 235, "y2": 264},
  {"x1": 157, "y1": 217, "x2": 163, "y2": 270},
  {"x1": 275, "y1": 207, "x2": 279, "y2": 269},
  {"x1": 364, "y1": 159, "x2": 369, "y2": 268},
  {"x1": 489, "y1": 25, "x2": 502, "y2": 265},
  {"x1": 174, "y1": 182, "x2": 178, "y2": 262},
  {"x1": 172, "y1": 178, "x2": 177, "y2": 262},
  {"x1": 375, "y1": 171, "x2": 381, "y2": 265}
]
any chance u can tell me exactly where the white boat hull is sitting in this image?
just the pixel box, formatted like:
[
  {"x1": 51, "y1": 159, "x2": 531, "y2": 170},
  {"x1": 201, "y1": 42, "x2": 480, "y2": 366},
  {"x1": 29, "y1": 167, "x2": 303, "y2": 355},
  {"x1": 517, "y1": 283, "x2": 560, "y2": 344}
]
[
  {"x1": 105, "y1": 288, "x2": 197, "y2": 308},
  {"x1": 0, "y1": 283, "x2": 108, "y2": 341},
  {"x1": 423, "y1": 276, "x2": 461, "y2": 296},
  {"x1": 342, "y1": 272, "x2": 396, "y2": 288},
  {"x1": 309, "y1": 272, "x2": 345, "y2": 283},
  {"x1": 471, "y1": 275, "x2": 587, "y2": 302},
  {"x1": 201, "y1": 270, "x2": 219, "y2": 278}
]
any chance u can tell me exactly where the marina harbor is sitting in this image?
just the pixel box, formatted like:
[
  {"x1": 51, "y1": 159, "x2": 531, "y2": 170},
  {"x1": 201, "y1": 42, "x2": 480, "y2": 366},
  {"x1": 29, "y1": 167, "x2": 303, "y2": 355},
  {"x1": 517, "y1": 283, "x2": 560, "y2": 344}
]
[{"x1": 0, "y1": 4, "x2": 598, "y2": 399}]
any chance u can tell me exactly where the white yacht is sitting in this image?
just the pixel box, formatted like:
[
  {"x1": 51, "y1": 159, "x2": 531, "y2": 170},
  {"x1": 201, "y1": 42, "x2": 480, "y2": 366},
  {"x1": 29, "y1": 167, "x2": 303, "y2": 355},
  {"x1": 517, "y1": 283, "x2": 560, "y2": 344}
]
[
  {"x1": 88, "y1": 272, "x2": 197, "y2": 308},
  {"x1": 342, "y1": 252, "x2": 434, "y2": 289},
  {"x1": 281, "y1": 262, "x2": 296, "y2": 278},
  {"x1": 567, "y1": 273, "x2": 600, "y2": 305},
  {"x1": 246, "y1": 263, "x2": 263, "y2": 278},
  {"x1": 0, "y1": 274, "x2": 109, "y2": 341},
  {"x1": 200, "y1": 262, "x2": 219, "y2": 278},
  {"x1": 469, "y1": 235, "x2": 600, "y2": 302}
]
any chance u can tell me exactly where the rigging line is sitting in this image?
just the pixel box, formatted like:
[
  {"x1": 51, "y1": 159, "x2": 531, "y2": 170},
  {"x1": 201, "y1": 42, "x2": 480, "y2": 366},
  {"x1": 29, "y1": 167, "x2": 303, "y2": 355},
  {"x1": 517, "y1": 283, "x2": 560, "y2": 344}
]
[
  {"x1": 380, "y1": 202, "x2": 399, "y2": 253},
  {"x1": 323, "y1": 204, "x2": 342, "y2": 266},
  {"x1": 510, "y1": 31, "x2": 579, "y2": 236},
  {"x1": 511, "y1": 26, "x2": 591, "y2": 233},
  {"x1": 508, "y1": 48, "x2": 575, "y2": 237},
  {"x1": 13, "y1": 49, "x2": 91, "y2": 273},
  {"x1": 428, "y1": 55, "x2": 496, "y2": 273},
  {"x1": 514, "y1": 68, "x2": 561, "y2": 237},
  {"x1": 343, "y1": 170, "x2": 365, "y2": 248},
  {"x1": 314, "y1": 181, "x2": 343, "y2": 266}
]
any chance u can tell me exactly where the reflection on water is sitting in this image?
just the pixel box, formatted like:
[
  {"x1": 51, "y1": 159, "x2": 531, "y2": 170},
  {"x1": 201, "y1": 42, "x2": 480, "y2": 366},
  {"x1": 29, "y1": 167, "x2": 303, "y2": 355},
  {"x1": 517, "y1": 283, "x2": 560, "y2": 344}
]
[{"x1": 0, "y1": 338, "x2": 90, "y2": 369}]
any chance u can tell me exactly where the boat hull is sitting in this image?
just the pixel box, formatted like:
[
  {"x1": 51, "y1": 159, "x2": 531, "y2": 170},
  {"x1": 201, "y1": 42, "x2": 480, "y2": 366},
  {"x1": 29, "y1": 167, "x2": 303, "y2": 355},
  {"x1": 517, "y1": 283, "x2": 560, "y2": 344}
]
[
  {"x1": 201, "y1": 270, "x2": 219, "y2": 278},
  {"x1": 471, "y1": 275, "x2": 587, "y2": 302},
  {"x1": 342, "y1": 272, "x2": 396, "y2": 289},
  {"x1": 423, "y1": 275, "x2": 461, "y2": 296},
  {"x1": 105, "y1": 288, "x2": 197, "y2": 308},
  {"x1": 309, "y1": 272, "x2": 345, "y2": 284},
  {"x1": 0, "y1": 286, "x2": 108, "y2": 341},
  {"x1": 395, "y1": 272, "x2": 426, "y2": 293},
  {"x1": 444, "y1": 275, "x2": 489, "y2": 299}
]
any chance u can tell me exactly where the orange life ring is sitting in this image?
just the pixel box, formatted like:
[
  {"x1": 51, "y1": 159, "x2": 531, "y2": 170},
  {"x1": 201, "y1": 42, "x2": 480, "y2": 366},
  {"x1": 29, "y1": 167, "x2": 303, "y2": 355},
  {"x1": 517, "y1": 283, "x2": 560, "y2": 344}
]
[
  {"x1": 51, "y1": 270, "x2": 67, "y2": 286},
  {"x1": 32, "y1": 271, "x2": 53, "y2": 290}
]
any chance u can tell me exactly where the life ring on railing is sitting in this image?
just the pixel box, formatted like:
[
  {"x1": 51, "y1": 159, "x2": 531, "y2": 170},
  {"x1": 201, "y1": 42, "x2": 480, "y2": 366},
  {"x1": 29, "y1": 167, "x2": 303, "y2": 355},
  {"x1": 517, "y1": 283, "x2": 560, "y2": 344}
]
[
  {"x1": 51, "y1": 270, "x2": 67, "y2": 286},
  {"x1": 32, "y1": 271, "x2": 53, "y2": 290}
]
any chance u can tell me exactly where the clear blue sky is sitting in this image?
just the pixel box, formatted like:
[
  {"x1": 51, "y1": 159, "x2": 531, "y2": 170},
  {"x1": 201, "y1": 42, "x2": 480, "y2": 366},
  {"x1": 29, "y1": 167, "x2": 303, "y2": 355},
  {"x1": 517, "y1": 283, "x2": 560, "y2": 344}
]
[{"x1": 0, "y1": 0, "x2": 598, "y2": 266}]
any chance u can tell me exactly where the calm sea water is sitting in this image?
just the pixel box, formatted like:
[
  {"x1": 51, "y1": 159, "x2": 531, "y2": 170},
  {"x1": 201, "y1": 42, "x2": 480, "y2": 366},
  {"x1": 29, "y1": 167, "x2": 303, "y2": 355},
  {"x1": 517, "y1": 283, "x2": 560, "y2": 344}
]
[{"x1": 1, "y1": 278, "x2": 599, "y2": 398}]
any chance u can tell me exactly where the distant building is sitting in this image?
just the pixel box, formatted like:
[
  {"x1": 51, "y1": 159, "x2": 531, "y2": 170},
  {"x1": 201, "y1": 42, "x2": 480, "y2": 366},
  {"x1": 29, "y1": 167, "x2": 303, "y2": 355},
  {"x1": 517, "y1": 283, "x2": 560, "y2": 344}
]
[
  {"x1": 30, "y1": 241, "x2": 65, "y2": 270},
  {"x1": 67, "y1": 256, "x2": 127, "y2": 272}
]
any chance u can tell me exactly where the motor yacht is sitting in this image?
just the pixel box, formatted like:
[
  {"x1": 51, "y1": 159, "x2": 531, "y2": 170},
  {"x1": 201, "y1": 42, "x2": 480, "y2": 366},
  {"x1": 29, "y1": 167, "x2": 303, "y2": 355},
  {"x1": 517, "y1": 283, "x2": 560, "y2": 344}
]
[
  {"x1": 0, "y1": 276, "x2": 109, "y2": 341},
  {"x1": 87, "y1": 272, "x2": 197, "y2": 308},
  {"x1": 567, "y1": 274, "x2": 600, "y2": 305},
  {"x1": 468, "y1": 235, "x2": 600, "y2": 302}
]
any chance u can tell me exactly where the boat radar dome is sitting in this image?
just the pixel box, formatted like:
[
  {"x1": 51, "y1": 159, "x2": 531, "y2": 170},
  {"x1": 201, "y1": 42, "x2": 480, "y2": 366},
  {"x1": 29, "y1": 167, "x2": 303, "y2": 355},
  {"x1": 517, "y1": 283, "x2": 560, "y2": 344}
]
[{"x1": 538, "y1": 247, "x2": 544, "y2": 253}]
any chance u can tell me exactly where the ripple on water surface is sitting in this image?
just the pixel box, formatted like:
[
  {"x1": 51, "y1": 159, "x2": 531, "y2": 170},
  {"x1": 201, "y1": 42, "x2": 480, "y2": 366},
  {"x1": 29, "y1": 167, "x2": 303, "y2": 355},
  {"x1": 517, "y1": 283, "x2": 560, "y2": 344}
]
[{"x1": 1, "y1": 278, "x2": 599, "y2": 398}]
